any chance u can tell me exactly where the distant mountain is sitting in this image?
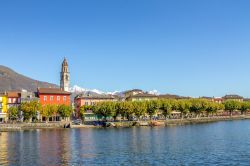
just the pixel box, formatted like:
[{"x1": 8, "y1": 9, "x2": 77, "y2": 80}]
[
  {"x1": 70, "y1": 85, "x2": 160, "y2": 97},
  {"x1": 0, "y1": 65, "x2": 58, "y2": 92},
  {"x1": 70, "y1": 85, "x2": 122, "y2": 95}
]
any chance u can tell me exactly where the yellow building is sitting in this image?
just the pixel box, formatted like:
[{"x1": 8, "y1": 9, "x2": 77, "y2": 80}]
[{"x1": 0, "y1": 94, "x2": 8, "y2": 122}]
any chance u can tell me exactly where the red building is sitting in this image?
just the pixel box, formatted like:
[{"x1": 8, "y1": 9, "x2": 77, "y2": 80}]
[{"x1": 38, "y1": 88, "x2": 71, "y2": 106}]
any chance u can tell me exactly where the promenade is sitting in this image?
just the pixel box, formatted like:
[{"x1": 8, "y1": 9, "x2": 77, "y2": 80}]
[{"x1": 1, "y1": 115, "x2": 250, "y2": 131}]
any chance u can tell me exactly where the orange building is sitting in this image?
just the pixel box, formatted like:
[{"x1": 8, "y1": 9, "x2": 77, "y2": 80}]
[{"x1": 38, "y1": 88, "x2": 71, "y2": 106}]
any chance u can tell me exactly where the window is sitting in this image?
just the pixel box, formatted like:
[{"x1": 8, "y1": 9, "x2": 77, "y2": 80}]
[
  {"x1": 63, "y1": 96, "x2": 66, "y2": 102},
  {"x1": 57, "y1": 96, "x2": 60, "y2": 101},
  {"x1": 44, "y1": 96, "x2": 47, "y2": 101},
  {"x1": 13, "y1": 98, "x2": 16, "y2": 103},
  {"x1": 8, "y1": 98, "x2": 11, "y2": 103},
  {"x1": 50, "y1": 96, "x2": 54, "y2": 101},
  {"x1": 85, "y1": 102, "x2": 88, "y2": 106}
]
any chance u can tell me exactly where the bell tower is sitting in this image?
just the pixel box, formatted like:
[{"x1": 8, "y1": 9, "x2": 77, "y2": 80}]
[{"x1": 60, "y1": 58, "x2": 70, "y2": 92}]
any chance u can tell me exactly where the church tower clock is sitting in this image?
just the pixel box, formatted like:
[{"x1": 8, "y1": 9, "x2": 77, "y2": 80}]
[{"x1": 60, "y1": 58, "x2": 70, "y2": 92}]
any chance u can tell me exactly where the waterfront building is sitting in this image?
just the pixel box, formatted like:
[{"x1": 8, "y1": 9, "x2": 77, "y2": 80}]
[
  {"x1": 159, "y1": 94, "x2": 183, "y2": 100},
  {"x1": 74, "y1": 93, "x2": 115, "y2": 120},
  {"x1": 126, "y1": 93, "x2": 158, "y2": 101},
  {"x1": 0, "y1": 93, "x2": 8, "y2": 122},
  {"x1": 244, "y1": 98, "x2": 250, "y2": 102},
  {"x1": 38, "y1": 88, "x2": 71, "y2": 106},
  {"x1": 7, "y1": 91, "x2": 21, "y2": 108},
  {"x1": 21, "y1": 90, "x2": 39, "y2": 103},
  {"x1": 60, "y1": 58, "x2": 70, "y2": 92},
  {"x1": 213, "y1": 97, "x2": 224, "y2": 104},
  {"x1": 222, "y1": 94, "x2": 243, "y2": 102},
  {"x1": 124, "y1": 89, "x2": 143, "y2": 99}
]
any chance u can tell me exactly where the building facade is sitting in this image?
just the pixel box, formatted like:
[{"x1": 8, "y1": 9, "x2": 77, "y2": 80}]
[
  {"x1": 124, "y1": 89, "x2": 143, "y2": 99},
  {"x1": 7, "y1": 91, "x2": 21, "y2": 108},
  {"x1": 60, "y1": 58, "x2": 70, "y2": 92},
  {"x1": 222, "y1": 95, "x2": 244, "y2": 102},
  {"x1": 38, "y1": 88, "x2": 71, "y2": 106},
  {"x1": 126, "y1": 93, "x2": 158, "y2": 101},
  {"x1": 0, "y1": 93, "x2": 8, "y2": 122},
  {"x1": 74, "y1": 93, "x2": 115, "y2": 120}
]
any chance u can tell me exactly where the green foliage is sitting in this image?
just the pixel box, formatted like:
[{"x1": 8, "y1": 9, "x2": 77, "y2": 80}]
[
  {"x1": 40, "y1": 104, "x2": 58, "y2": 121},
  {"x1": 159, "y1": 99, "x2": 174, "y2": 119},
  {"x1": 132, "y1": 101, "x2": 147, "y2": 119},
  {"x1": 146, "y1": 100, "x2": 160, "y2": 119},
  {"x1": 190, "y1": 99, "x2": 209, "y2": 115},
  {"x1": 8, "y1": 106, "x2": 18, "y2": 121},
  {"x1": 239, "y1": 102, "x2": 250, "y2": 114},
  {"x1": 93, "y1": 101, "x2": 116, "y2": 120},
  {"x1": 224, "y1": 100, "x2": 241, "y2": 115},
  {"x1": 79, "y1": 105, "x2": 92, "y2": 120},
  {"x1": 177, "y1": 100, "x2": 191, "y2": 118},
  {"x1": 118, "y1": 101, "x2": 134, "y2": 120},
  {"x1": 58, "y1": 104, "x2": 73, "y2": 118},
  {"x1": 88, "y1": 98, "x2": 245, "y2": 121},
  {"x1": 206, "y1": 102, "x2": 222, "y2": 116},
  {"x1": 20, "y1": 101, "x2": 42, "y2": 121}
]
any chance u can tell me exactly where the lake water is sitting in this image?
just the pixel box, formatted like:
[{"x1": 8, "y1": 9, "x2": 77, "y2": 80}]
[{"x1": 1, "y1": 120, "x2": 250, "y2": 166}]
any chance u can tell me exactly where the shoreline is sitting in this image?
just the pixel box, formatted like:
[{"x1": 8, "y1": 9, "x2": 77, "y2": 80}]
[{"x1": 1, "y1": 115, "x2": 250, "y2": 131}]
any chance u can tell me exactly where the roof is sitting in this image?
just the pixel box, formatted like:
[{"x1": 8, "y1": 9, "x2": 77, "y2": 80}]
[
  {"x1": 7, "y1": 91, "x2": 21, "y2": 98},
  {"x1": 75, "y1": 93, "x2": 115, "y2": 100},
  {"x1": 200, "y1": 96, "x2": 213, "y2": 100},
  {"x1": 223, "y1": 94, "x2": 243, "y2": 99},
  {"x1": 124, "y1": 89, "x2": 143, "y2": 94},
  {"x1": 159, "y1": 94, "x2": 181, "y2": 99},
  {"x1": 129, "y1": 93, "x2": 158, "y2": 98},
  {"x1": 38, "y1": 88, "x2": 71, "y2": 95}
]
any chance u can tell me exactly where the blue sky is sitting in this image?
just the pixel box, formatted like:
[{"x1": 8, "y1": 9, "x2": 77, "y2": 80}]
[{"x1": 0, "y1": 0, "x2": 250, "y2": 97}]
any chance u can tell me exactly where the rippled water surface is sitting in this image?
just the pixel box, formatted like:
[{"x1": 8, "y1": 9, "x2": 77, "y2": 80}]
[{"x1": 1, "y1": 120, "x2": 250, "y2": 166}]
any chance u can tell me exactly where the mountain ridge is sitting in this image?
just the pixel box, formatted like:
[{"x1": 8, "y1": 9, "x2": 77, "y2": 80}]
[{"x1": 0, "y1": 65, "x2": 58, "y2": 92}]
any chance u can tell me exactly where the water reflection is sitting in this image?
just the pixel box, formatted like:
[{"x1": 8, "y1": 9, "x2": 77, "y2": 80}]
[{"x1": 1, "y1": 121, "x2": 250, "y2": 165}]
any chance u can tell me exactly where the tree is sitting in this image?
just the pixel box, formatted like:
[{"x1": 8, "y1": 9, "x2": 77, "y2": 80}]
[
  {"x1": 110, "y1": 102, "x2": 119, "y2": 121},
  {"x1": 40, "y1": 104, "x2": 58, "y2": 122},
  {"x1": 79, "y1": 105, "x2": 92, "y2": 121},
  {"x1": 58, "y1": 104, "x2": 73, "y2": 121},
  {"x1": 8, "y1": 106, "x2": 18, "y2": 122},
  {"x1": 239, "y1": 102, "x2": 250, "y2": 115},
  {"x1": 20, "y1": 101, "x2": 42, "y2": 122},
  {"x1": 118, "y1": 101, "x2": 134, "y2": 121},
  {"x1": 206, "y1": 102, "x2": 221, "y2": 117},
  {"x1": 177, "y1": 100, "x2": 191, "y2": 119},
  {"x1": 92, "y1": 102, "x2": 115, "y2": 121},
  {"x1": 190, "y1": 99, "x2": 209, "y2": 118},
  {"x1": 224, "y1": 100, "x2": 241, "y2": 116},
  {"x1": 159, "y1": 99, "x2": 173, "y2": 120},
  {"x1": 132, "y1": 101, "x2": 147, "y2": 120},
  {"x1": 146, "y1": 100, "x2": 160, "y2": 120}
]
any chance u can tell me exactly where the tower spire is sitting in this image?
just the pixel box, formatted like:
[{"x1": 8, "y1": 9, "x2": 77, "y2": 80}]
[{"x1": 60, "y1": 58, "x2": 70, "y2": 92}]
